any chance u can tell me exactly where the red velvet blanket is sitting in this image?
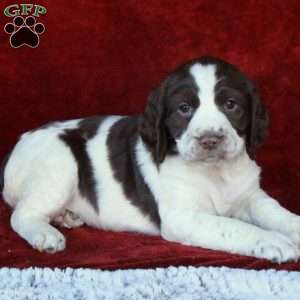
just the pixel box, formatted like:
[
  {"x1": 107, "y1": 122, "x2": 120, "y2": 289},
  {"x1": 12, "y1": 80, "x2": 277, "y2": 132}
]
[{"x1": 0, "y1": 0, "x2": 299, "y2": 270}]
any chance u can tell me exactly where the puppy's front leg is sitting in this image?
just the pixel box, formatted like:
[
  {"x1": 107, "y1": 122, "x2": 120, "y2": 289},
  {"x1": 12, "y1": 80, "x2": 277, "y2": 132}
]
[
  {"x1": 235, "y1": 189, "x2": 300, "y2": 245},
  {"x1": 161, "y1": 209, "x2": 300, "y2": 263}
]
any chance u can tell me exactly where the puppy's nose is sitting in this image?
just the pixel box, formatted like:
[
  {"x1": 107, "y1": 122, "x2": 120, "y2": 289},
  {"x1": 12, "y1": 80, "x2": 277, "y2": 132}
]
[{"x1": 197, "y1": 133, "x2": 225, "y2": 150}]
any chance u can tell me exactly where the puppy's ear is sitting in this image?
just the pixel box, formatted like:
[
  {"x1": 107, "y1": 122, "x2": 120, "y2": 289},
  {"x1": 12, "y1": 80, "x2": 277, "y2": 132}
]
[
  {"x1": 246, "y1": 84, "x2": 269, "y2": 158},
  {"x1": 139, "y1": 82, "x2": 168, "y2": 165}
]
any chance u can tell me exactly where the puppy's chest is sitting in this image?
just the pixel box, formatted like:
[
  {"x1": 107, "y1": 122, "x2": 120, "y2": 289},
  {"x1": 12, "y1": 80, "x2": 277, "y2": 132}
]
[{"x1": 159, "y1": 158, "x2": 257, "y2": 216}]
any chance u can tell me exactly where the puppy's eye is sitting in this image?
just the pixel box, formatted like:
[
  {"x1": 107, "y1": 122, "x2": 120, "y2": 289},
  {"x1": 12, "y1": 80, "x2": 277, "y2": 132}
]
[
  {"x1": 178, "y1": 102, "x2": 193, "y2": 116},
  {"x1": 224, "y1": 98, "x2": 237, "y2": 111}
]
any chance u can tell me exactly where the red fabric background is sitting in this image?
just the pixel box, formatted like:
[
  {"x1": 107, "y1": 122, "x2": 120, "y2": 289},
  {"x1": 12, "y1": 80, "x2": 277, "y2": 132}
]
[{"x1": 0, "y1": 0, "x2": 300, "y2": 270}]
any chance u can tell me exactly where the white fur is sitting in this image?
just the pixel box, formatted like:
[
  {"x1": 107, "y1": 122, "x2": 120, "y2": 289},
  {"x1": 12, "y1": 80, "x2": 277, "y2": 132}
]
[
  {"x1": 81, "y1": 116, "x2": 158, "y2": 234},
  {"x1": 3, "y1": 117, "x2": 159, "y2": 252},
  {"x1": 136, "y1": 137, "x2": 300, "y2": 263},
  {"x1": 4, "y1": 120, "x2": 81, "y2": 252},
  {"x1": 177, "y1": 64, "x2": 244, "y2": 162},
  {"x1": 3, "y1": 61, "x2": 300, "y2": 262}
]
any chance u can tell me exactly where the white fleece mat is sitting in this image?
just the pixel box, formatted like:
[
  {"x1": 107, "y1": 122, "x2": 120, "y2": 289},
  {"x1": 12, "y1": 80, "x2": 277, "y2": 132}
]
[{"x1": 0, "y1": 266, "x2": 299, "y2": 300}]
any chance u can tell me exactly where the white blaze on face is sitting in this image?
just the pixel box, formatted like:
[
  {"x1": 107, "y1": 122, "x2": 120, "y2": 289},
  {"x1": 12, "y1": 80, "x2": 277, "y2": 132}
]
[
  {"x1": 189, "y1": 64, "x2": 226, "y2": 135},
  {"x1": 176, "y1": 63, "x2": 245, "y2": 162},
  {"x1": 191, "y1": 64, "x2": 217, "y2": 112}
]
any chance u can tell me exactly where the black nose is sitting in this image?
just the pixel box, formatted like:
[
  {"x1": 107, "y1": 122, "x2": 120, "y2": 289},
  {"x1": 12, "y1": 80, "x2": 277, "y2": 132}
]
[{"x1": 197, "y1": 133, "x2": 225, "y2": 150}]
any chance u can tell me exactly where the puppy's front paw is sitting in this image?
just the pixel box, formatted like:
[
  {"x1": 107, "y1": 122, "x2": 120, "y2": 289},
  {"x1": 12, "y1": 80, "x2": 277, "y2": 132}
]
[
  {"x1": 282, "y1": 216, "x2": 300, "y2": 246},
  {"x1": 32, "y1": 228, "x2": 66, "y2": 253},
  {"x1": 252, "y1": 232, "x2": 300, "y2": 263}
]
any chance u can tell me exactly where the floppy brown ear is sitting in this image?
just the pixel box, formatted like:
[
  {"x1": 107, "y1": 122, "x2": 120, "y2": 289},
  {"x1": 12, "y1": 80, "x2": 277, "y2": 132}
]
[
  {"x1": 139, "y1": 83, "x2": 168, "y2": 165},
  {"x1": 246, "y1": 85, "x2": 269, "y2": 158}
]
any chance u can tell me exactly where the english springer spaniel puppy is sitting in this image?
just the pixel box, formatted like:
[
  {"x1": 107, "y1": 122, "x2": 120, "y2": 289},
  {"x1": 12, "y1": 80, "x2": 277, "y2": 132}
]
[{"x1": 1, "y1": 57, "x2": 300, "y2": 263}]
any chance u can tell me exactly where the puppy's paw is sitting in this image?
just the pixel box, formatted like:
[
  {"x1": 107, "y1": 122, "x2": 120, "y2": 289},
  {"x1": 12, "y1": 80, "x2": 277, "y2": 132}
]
[
  {"x1": 53, "y1": 210, "x2": 84, "y2": 229},
  {"x1": 281, "y1": 216, "x2": 300, "y2": 246},
  {"x1": 252, "y1": 232, "x2": 300, "y2": 263},
  {"x1": 32, "y1": 228, "x2": 66, "y2": 253}
]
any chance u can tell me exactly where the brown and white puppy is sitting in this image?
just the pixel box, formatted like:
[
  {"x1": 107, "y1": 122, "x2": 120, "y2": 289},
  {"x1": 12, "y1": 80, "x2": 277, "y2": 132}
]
[{"x1": 1, "y1": 56, "x2": 300, "y2": 262}]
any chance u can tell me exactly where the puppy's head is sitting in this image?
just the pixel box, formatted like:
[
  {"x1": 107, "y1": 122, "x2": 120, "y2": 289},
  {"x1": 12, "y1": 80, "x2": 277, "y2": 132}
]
[{"x1": 139, "y1": 57, "x2": 268, "y2": 164}]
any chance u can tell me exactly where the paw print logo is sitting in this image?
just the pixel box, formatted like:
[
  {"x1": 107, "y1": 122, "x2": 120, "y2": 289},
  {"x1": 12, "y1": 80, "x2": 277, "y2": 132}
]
[{"x1": 4, "y1": 16, "x2": 45, "y2": 48}]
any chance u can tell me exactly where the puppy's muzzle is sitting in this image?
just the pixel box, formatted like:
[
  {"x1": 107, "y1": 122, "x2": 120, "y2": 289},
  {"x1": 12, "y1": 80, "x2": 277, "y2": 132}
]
[{"x1": 196, "y1": 132, "x2": 225, "y2": 151}]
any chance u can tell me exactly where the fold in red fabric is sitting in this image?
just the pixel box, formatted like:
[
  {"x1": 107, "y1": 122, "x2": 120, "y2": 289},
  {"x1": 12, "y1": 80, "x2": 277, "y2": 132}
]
[{"x1": 0, "y1": 0, "x2": 299, "y2": 270}]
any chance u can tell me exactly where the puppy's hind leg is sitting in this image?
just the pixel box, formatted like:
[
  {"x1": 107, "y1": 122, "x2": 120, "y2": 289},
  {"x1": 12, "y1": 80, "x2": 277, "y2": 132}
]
[
  {"x1": 11, "y1": 207, "x2": 66, "y2": 253},
  {"x1": 10, "y1": 179, "x2": 76, "y2": 253}
]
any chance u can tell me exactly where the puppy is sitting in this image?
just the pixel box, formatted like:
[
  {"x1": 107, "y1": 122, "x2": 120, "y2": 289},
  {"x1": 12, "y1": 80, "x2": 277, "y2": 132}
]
[{"x1": 1, "y1": 56, "x2": 300, "y2": 263}]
